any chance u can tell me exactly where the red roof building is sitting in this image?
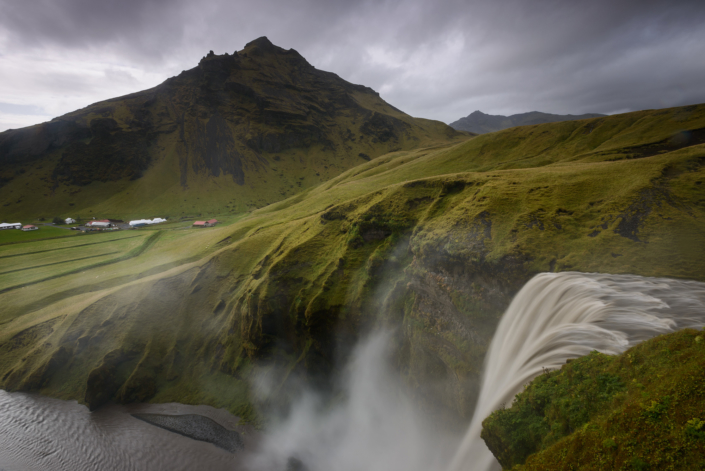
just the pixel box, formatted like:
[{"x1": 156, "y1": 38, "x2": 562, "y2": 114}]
[
  {"x1": 193, "y1": 221, "x2": 207, "y2": 227},
  {"x1": 205, "y1": 219, "x2": 218, "y2": 227}
]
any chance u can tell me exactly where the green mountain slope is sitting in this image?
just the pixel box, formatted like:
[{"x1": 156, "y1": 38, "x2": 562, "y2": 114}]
[
  {"x1": 1, "y1": 103, "x2": 704, "y2": 425},
  {"x1": 450, "y1": 110, "x2": 607, "y2": 134},
  {"x1": 482, "y1": 328, "x2": 705, "y2": 470},
  {"x1": 0, "y1": 37, "x2": 463, "y2": 220}
]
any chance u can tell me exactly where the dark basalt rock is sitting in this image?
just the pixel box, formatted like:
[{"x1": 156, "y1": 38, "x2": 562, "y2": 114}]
[
  {"x1": 84, "y1": 348, "x2": 140, "y2": 411},
  {"x1": 52, "y1": 118, "x2": 152, "y2": 186},
  {"x1": 360, "y1": 112, "x2": 407, "y2": 143},
  {"x1": 132, "y1": 413, "x2": 244, "y2": 453}
]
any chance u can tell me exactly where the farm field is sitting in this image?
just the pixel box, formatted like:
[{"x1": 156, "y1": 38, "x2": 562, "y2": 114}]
[
  {"x1": 0, "y1": 216, "x2": 244, "y2": 328},
  {"x1": 0, "y1": 225, "x2": 79, "y2": 244},
  {"x1": 0, "y1": 233, "x2": 147, "y2": 290}
]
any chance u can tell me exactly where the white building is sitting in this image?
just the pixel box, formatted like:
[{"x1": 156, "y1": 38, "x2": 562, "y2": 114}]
[
  {"x1": 0, "y1": 223, "x2": 22, "y2": 230},
  {"x1": 86, "y1": 221, "x2": 111, "y2": 228},
  {"x1": 129, "y1": 218, "x2": 167, "y2": 227},
  {"x1": 65, "y1": 218, "x2": 76, "y2": 224}
]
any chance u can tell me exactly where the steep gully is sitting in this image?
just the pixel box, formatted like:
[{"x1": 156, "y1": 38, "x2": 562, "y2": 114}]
[{"x1": 2, "y1": 272, "x2": 704, "y2": 470}]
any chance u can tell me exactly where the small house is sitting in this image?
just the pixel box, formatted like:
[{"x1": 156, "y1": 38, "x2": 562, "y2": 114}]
[
  {"x1": 0, "y1": 222, "x2": 22, "y2": 230},
  {"x1": 205, "y1": 219, "x2": 218, "y2": 227},
  {"x1": 65, "y1": 218, "x2": 76, "y2": 224},
  {"x1": 22, "y1": 225, "x2": 38, "y2": 231},
  {"x1": 193, "y1": 221, "x2": 207, "y2": 228}
]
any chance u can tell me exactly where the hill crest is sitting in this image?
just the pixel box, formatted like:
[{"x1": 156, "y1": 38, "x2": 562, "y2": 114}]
[{"x1": 450, "y1": 109, "x2": 606, "y2": 134}]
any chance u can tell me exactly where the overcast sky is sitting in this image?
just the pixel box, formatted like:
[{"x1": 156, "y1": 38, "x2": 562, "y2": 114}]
[{"x1": 1, "y1": 0, "x2": 704, "y2": 132}]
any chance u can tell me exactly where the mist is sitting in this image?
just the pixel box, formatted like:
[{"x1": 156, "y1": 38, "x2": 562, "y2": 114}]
[
  {"x1": 246, "y1": 272, "x2": 705, "y2": 471},
  {"x1": 246, "y1": 331, "x2": 461, "y2": 471},
  {"x1": 2, "y1": 272, "x2": 705, "y2": 470}
]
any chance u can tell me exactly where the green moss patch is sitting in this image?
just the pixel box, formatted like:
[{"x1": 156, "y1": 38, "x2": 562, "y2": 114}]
[{"x1": 482, "y1": 328, "x2": 705, "y2": 470}]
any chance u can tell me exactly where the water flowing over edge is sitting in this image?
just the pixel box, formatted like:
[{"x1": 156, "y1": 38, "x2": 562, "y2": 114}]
[
  {"x1": 2, "y1": 272, "x2": 705, "y2": 471},
  {"x1": 446, "y1": 272, "x2": 705, "y2": 471}
]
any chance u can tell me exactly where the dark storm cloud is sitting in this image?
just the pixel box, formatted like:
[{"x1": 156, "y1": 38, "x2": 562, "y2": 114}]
[
  {"x1": 0, "y1": 0, "x2": 704, "y2": 130},
  {"x1": 1, "y1": 0, "x2": 189, "y2": 60}
]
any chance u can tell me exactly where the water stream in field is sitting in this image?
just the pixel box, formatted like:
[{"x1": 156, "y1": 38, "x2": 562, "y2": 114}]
[{"x1": 1, "y1": 272, "x2": 704, "y2": 470}]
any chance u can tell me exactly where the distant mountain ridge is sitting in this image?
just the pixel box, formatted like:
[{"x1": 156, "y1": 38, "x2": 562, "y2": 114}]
[
  {"x1": 0, "y1": 37, "x2": 462, "y2": 219},
  {"x1": 450, "y1": 110, "x2": 606, "y2": 134}
]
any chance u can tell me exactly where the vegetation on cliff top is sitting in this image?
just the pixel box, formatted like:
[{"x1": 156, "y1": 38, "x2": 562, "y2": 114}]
[
  {"x1": 0, "y1": 102, "x2": 704, "y2": 427},
  {"x1": 482, "y1": 328, "x2": 705, "y2": 470}
]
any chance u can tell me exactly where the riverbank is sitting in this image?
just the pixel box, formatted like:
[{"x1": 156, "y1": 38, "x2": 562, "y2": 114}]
[{"x1": 0, "y1": 391, "x2": 257, "y2": 471}]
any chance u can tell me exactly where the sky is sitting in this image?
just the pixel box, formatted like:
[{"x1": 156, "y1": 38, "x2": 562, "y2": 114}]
[{"x1": 1, "y1": 0, "x2": 704, "y2": 132}]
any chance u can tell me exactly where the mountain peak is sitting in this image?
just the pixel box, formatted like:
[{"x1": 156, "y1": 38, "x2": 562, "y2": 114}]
[
  {"x1": 450, "y1": 110, "x2": 605, "y2": 134},
  {"x1": 244, "y1": 36, "x2": 275, "y2": 51},
  {"x1": 0, "y1": 38, "x2": 462, "y2": 218},
  {"x1": 242, "y1": 36, "x2": 290, "y2": 57}
]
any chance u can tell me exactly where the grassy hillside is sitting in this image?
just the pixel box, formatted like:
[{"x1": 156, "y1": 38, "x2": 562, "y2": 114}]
[
  {"x1": 0, "y1": 37, "x2": 464, "y2": 221},
  {"x1": 0, "y1": 103, "x2": 704, "y2": 426},
  {"x1": 481, "y1": 328, "x2": 705, "y2": 470}
]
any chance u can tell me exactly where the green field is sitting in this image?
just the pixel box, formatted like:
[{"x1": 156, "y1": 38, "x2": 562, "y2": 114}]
[
  {"x1": 0, "y1": 216, "x2": 245, "y2": 326},
  {"x1": 0, "y1": 103, "x2": 704, "y2": 426},
  {"x1": 0, "y1": 225, "x2": 80, "y2": 244}
]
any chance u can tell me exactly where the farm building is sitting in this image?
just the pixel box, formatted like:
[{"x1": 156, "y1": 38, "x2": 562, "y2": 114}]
[
  {"x1": 193, "y1": 219, "x2": 218, "y2": 228},
  {"x1": 85, "y1": 220, "x2": 112, "y2": 228},
  {"x1": 129, "y1": 218, "x2": 166, "y2": 227},
  {"x1": 21, "y1": 225, "x2": 38, "y2": 231},
  {"x1": 0, "y1": 223, "x2": 22, "y2": 230},
  {"x1": 65, "y1": 218, "x2": 76, "y2": 224}
]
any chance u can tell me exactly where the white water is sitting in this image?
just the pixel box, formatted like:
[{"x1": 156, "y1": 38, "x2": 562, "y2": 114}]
[
  {"x1": 246, "y1": 272, "x2": 705, "y2": 471},
  {"x1": 2, "y1": 272, "x2": 704, "y2": 470},
  {"x1": 447, "y1": 272, "x2": 705, "y2": 471}
]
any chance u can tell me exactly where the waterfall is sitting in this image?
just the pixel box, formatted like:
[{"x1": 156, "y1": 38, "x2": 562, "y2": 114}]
[
  {"x1": 447, "y1": 272, "x2": 705, "y2": 471},
  {"x1": 2, "y1": 272, "x2": 704, "y2": 470}
]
